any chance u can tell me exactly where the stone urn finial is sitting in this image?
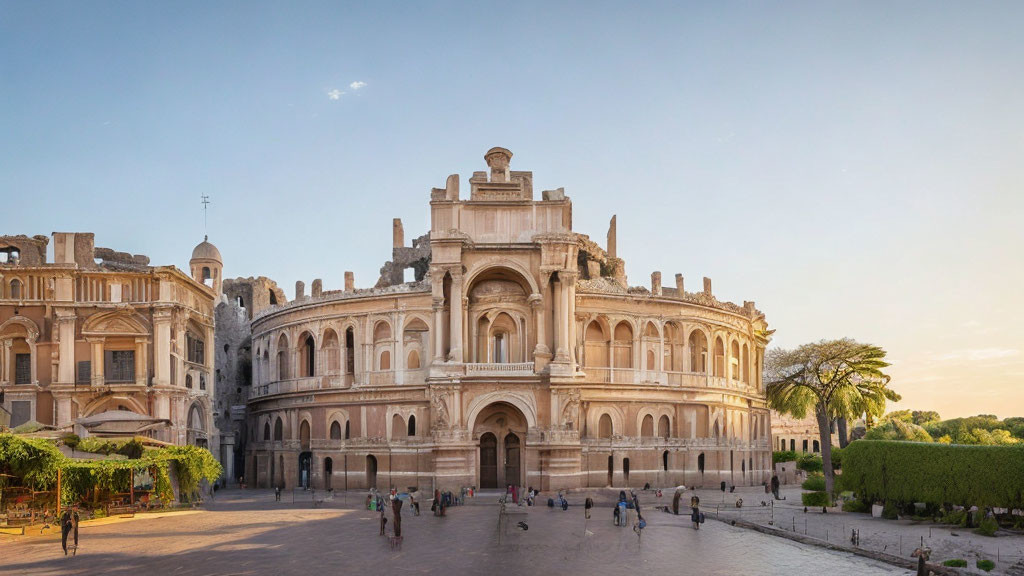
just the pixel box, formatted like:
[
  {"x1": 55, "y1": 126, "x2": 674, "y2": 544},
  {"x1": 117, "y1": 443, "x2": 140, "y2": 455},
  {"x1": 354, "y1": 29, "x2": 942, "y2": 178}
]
[{"x1": 484, "y1": 147, "x2": 513, "y2": 182}]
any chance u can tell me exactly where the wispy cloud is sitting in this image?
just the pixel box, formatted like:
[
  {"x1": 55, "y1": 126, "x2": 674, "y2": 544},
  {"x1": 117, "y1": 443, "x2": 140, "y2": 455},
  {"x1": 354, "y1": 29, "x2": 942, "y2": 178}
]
[
  {"x1": 327, "y1": 89, "x2": 344, "y2": 100},
  {"x1": 349, "y1": 81, "x2": 366, "y2": 90}
]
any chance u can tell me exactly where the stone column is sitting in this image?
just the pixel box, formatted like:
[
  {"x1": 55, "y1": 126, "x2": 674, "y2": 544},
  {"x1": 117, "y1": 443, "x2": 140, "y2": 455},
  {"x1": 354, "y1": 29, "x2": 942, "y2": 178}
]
[
  {"x1": 395, "y1": 311, "x2": 405, "y2": 384},
  {"x1": 566, "y1": 272, "x2": 578, "y2": 369},
  {"x1": 153, "y1": 309, "x2": 172, "y2": 386},
  {"x1": 448, "y1": 271, "x2": 463, "y2": 362},
  {"x1": 529, "y1": 294, "x2": 547, "y2": 355},
  {"x1": 88, "y1": 338, "x2": 104, "y2": 386},
  {"x1": 432, "y1": 298, "x2": 445, "y2": 362},
  {"x1": 461, "y1": 296, "x2": 469, "y2": 363},
  {"x1": 56, "y1": 311, "x2": 76, "y2": 384},
  {"x1": 0, "y1": 339, "x2": 11, "y2": 384},
  {"x1": 135, "y1": 338, "x2": 149, "y2": 386},
  {"x1": 553, "y1": 277, "x2": 568, "y2": 361}
]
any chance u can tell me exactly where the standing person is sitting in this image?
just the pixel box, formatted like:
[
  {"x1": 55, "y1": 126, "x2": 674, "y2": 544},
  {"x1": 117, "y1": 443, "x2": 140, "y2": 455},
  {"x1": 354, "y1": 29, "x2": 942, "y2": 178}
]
[
  {"x1": 379, "y1": 499, "x2": 388, "y2": 535},
  {"x1": 275, "y1": 485, "x2": 281, "y2": 502},
  {"x1": 60, "y1": 507, "x2": 79, "y2": 556},
  {"x1": 691, "y1": 501, "x2": 701, "y2": 530},
  {"x1": 771, "y1": 474, "x2": 784, "y2": 500},
  {"x1": 672, "y1": 489, "x2": 682, "y2": 515},
  {"x1": 584, "y1": 497, "x2": 593, "y2": 519},
  {"x1": 391, "y1": 496, "x2": 403, "y2": 538}
]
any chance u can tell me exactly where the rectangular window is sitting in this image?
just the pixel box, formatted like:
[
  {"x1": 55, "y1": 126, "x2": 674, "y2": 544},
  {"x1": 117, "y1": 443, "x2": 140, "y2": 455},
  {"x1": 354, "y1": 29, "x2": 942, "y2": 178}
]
[
  {"x1": 14, "y1": 354, "x2": 31, "y2": 384},
  {"x1": 104, "y1": 350, "x2": 135, "y2": 382},
  {"x1": 77, "y1": 361, "x2": 91, "y2": 383},
  {"x1": 802, "y1": 439, "x2": 809, "y2": 453},
  {"x1": 187, "y1": 334, "x2": 205, "y2": 364}
]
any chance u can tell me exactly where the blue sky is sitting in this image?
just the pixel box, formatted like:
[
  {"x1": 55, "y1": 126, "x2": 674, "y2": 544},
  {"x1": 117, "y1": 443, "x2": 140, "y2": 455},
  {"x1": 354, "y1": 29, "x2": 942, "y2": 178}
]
[{"x1": 2, "y1": 1, "x2": 1022, "y2": 418}]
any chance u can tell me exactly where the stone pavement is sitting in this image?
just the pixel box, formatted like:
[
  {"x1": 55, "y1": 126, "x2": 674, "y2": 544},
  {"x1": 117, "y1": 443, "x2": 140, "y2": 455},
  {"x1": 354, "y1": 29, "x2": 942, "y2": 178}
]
[
  {"x1": 687, "y1": 484, "x2": 1024, "y2": 575},
  {"x1": 0, "y1": 488, "x2": 911, "y2": 576}
]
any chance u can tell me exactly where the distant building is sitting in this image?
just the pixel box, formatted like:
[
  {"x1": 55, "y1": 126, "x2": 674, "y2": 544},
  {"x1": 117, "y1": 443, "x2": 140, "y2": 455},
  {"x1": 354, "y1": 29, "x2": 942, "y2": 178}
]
[
  {"x1": 771, "y1": 411, "x2": 840, "y2": 453},
  {"x1": 0, "y1": 232, "x2": 218, "y2": 455}
]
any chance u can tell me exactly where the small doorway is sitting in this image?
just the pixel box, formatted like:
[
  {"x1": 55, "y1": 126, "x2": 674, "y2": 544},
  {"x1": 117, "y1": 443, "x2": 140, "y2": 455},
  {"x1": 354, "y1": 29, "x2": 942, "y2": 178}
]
[
  {"x1": 299, "y1": 452, "x2": 312, "y2": 489},
  {"x1": 623, "y1": 457, "x2": 630, "y2": 486},
  {"x1": 480, "y1": 433, "x2": 498, "y2": 489},
  {"x1": 324, "y1": 457, "x2": 333, "y2": 490},
  {"x1": 504, "y1": 433, "x2": 521, "y2": 487},
  {"x1": 607, "y1": 455, "x2": 614, "y2": 487},
  {"x1": 366, "y1": 455, "x2": 377, "y2": 489}
]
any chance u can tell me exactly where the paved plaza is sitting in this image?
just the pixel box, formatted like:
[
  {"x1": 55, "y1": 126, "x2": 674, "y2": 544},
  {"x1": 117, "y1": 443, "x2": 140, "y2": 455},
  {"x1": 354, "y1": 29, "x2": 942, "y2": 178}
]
[{"x1": 0, "y1": 488, "x2": 911, "y2": 576}]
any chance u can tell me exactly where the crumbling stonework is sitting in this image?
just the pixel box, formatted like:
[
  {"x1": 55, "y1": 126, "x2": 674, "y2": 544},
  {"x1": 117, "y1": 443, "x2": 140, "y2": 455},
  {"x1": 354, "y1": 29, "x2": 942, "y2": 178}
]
[
  {"x1": 223, "y1": 277, "x2": 286, "y2": 321},
  {"x1": 375, "y1": 221, "x2": 431, "y2": 288},
  {"x1": 214, "y1": 296, "x2": 252, "y2": 483},
  {"x1": 0, "y1": 235, "x2": 48, "y2": 266}
]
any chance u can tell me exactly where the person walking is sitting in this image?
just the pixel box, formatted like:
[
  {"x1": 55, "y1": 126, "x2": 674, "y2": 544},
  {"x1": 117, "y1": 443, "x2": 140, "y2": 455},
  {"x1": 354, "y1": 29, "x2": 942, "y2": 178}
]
[
  {"x1": 691, "y1": 502, "x2": 701, "y2": 530},
  {"x1": 584, "y1": 497, "x2": 593, "y2": 519},
  {"x1": 60, "y1": 507, "x2": 80, "y2": 556},
  {"x1": 275, "y1": 485, "x2": 281, "y2": 502}
]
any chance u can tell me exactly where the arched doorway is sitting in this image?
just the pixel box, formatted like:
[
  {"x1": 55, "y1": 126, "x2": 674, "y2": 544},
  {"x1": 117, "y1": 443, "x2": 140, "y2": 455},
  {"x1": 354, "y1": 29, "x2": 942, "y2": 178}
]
[
  {"x1": 299, "y1": 452, "x2": 311, "y2": 489},
  {"x1": 479, "y1": 433, "x2": 498, "y2": 488},
  {"x1": 471, "y1": 402, "x2": 528, "y2": 490},
  {"x1": 607, "y1": 455, "x2": 614, "y2": 486},
  {"x1": 504, "y1": 433, "x2": 521, "y2": 487},
  {"x1": 187, "y1": 403, "x2": 208, "y2": 448},
  {"x1": 324, "y1": 457, "x2": 333, "y2": 490},
  {"x1": 366, "y1": 455, "x2": 377, "y2": 489}
]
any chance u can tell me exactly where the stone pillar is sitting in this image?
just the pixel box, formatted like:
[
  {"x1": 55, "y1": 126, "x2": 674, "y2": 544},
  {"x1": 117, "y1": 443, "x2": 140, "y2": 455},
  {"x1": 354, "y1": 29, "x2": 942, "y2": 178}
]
[
  {"x1": 432, "y1": 298, "x2": 445, "y2": 362},
  {"x1": 703, "y1": 277, "x2": 712, "y2": 296},
  {"x1": 56, "y1": 311, "x2": 76, "y2": 384},
  {"x1": 0, "y1": 340, "x2": 11, "y2": 384},
  {"x1": 651, "y1": 271, "x2": 662, "y2": 296},
  {"x1": 135, "y1": 338, "x2": 149, "y2": 386},
  {"x1": 393, "y1": 219, "x2": 404, "y2": 248},
  {"x1": 295, "y1": 281, "x2": 305, "y2": 300},
  {"x1": 553, "y1": 277, "x2": 568, "y2": 361},
  {"x1": 566, "y1": 273, "x2": 578, "y2": 368},
  {"x1": 89, "y1": 338, "x2": 104, "y2": 386},
  {"x1": 55, "y1": 397, "x2": 73, "y2": 427},
  {"x1": 312, "y1": 279, "x2": 323, "y2": 298},
  {"x1": 607, "y1": 215, "x2": 617, "y2": 259},
  {"x1": 153, "y1": 310, "x2": 172, "y2": 386},
  {"x1": 395, "y1": 311, "x2": 405, "y2": 384},
  {"x1": 344, "y1": 271, "x2": 354, "y2": 292},
  {"x1": 448, "y1": 271, "x2": 463, "y2": 362},
  {"x1": 529, "y1": 293, "x2": 547, "y2": 355},
  {"x1": 675, "y1": 274, "x2": 684, "y2": 294}
]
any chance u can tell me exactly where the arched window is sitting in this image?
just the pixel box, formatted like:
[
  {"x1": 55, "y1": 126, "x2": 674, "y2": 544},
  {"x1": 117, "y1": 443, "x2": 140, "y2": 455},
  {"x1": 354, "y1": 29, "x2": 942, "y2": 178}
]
[
  {"x1": 688, "y1": 330, "x2": 708, "y2": 373},
  {"x1": 407, "y1": 349, "x2": 420, "y2": 369},
  {"x1": 269, "y1": 290, "x2": 278, "y2": 305},
  {"x1": 391, "y1": 414, "x2": 406, "y2": 439},
  {"x1": 742, "y1": 343, "x2": 750, "y2": 383},
  {"x1": 277, "y1": 334, "x2": 289, "y2": 380},
  {"x1": 273, "y1": 417, "x2": 283, "y2": 441},
  {"x1": 730, "y1": 340, "x2": 741, "y2": 380},
  {"x1": 407, "y1": 414, "x2": 416, "y2": 437},
  {"x1": 300, "y1": 333, "x2": 315, "y2": 377},
  {"x1": 612, "y1": 322, "x2": 633, "y2": 368},
  {"x1": 330, "y1": 420, "x2": 342, "y2": 440},
  {"x1": 646, "y1": 350, "x2": 655, "y2": 370},
  {"x1": 584, "y1": 321, "x2": 609, "y2": 368},
  {"x1": 658, "y1": 415, "x2": 670, "y2": 438},
  {"x1": 813, "y1": 440, "x2": 820, "y2": 453},
  {"x1": 263, "y1": 421, "x2": 271, "y2": 440},
  {"x1": 641, "y1": 414, "x2": 654, "y2": 437},
  {"x1": 10, "y1": 279, "x2": 22, "y2": 299},
  {"x1": 714, "y1": 337, "x2": 726, "y2": 377},
  {"x1": 300, "y1": 420, "x2": 310, "y2": 451},
  {"x1": 185, "y1": 375, "x2": 193, "y2": 389},
  {"x1": 344, "y1": 420, "x2": 351, "y2": 440},
  {"x1": 374, "y1": 321, "x2": 392, "y2": 370},
  {"x1": 697, "y1": 452, "x2": 705, "y2": 474},
  {"x1": 378, "y1": 350, "x2": 391, "y2": 371},
  {"x1": 663, "y1": 450, "x2": 669, "y2": 472},
  {"x1": 345, "y1": 327, "x2": 355, "y2": 374},
  {"x1": 598, "y1": 414, "x2": 613, "y2": 439}
]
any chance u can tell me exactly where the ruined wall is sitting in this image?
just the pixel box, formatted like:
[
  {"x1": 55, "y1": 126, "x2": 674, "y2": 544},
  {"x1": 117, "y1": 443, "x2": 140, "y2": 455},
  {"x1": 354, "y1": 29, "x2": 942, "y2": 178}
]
[
  {"x1": 215, "y1": 297, "x2": 253, "y2": 481},
  {"x1": 223, "y1": 277, "x2": 287, "y2": 320},
  {"x1": 94, "y1": 247, "x2": 151, "y2": 271},
  {"x1": 375, "y1": 227, "x2": 431, "y2": 288},
  {"x1": 0, "y1": 235, "x2": 49, "y2": 266}
]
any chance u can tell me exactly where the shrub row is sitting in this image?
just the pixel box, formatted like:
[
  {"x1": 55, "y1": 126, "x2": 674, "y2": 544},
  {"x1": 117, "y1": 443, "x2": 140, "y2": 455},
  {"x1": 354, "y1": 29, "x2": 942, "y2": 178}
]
[{"x1": 838, "y1": 440, "x2": 1024, "y2": 508}]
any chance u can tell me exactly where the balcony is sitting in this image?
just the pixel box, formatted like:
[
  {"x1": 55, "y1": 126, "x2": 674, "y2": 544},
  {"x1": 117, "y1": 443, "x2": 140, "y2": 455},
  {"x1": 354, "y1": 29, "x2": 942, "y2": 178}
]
[{"x1": 464, "y1": 362, "x2": 535, "y2": 376}]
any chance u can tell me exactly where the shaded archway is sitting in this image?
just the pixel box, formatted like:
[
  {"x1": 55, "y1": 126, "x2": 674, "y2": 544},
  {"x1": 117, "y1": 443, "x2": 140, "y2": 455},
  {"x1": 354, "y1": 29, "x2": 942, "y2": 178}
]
[
  {"x1": 472, "y1": 402, "x2": 527, "y2": 489},
  {"x1": 366, "y1": 455, "x2": 378, "y2": 489},
  {"x1": 324, "y1": 457, "x2": 333, "y2": 490}
]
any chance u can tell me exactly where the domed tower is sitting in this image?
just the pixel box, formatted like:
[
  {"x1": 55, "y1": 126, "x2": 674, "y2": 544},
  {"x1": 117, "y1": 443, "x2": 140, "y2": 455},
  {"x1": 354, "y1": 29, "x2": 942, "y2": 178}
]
[{"x1": 190, "y1": 236, "x2": 223, "y2": 295}]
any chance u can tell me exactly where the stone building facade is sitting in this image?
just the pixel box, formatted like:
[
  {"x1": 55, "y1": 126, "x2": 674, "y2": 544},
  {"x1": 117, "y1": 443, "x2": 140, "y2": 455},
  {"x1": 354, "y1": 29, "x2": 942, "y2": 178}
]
[
  {"x1": 245, "y1": 148, "x2": 773, "y2": 493},
  {"x1": 0, "y1": 232, "x2": 219, "y2": 453}
]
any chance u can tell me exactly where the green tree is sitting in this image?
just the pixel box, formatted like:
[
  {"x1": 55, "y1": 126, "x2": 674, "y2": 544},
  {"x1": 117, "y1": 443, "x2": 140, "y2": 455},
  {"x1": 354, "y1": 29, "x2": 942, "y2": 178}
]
[
  {"x1": 886, "y1": 410, "x2": 914, "y2": 423},
  {"x1": 765, "y1": 339, "x2": 900, "y2": 497},
  {"x1": 864, "y1": 418, "x2": 933, "y2": 442},
  {"x1": 911, "y1": 410, "x2": 941, "y2": 426}
]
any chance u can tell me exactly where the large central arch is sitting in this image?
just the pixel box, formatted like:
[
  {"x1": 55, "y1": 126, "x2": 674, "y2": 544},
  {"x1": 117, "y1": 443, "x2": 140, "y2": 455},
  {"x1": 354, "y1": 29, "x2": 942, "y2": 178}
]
[{"x1": 471, "y1": 401, "x2": 528, "y2": 489}]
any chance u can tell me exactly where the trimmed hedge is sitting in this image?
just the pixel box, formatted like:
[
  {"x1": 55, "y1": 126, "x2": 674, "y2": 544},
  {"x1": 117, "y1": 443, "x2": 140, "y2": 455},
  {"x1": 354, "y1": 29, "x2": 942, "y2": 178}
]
[
  {"x1": 802, "y1": 491, "x2": 830, "y2": 507},
  {"x1": 802, "y1": 474, "x2": 826, "y2": 491},
  {"x1": 839, "y1": 440, "x2": 1024, "y2": 508}
]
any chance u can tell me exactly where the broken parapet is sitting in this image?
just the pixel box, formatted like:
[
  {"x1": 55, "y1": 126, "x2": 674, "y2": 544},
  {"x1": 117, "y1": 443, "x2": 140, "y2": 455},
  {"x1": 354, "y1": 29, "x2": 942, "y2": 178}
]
[
  {"x1": 223, "y1": 276, "x2": 286, "y2": 320},
  {"x1": 375, "y1": 231, "x2": 432, "y2": 288},
  {"x1": 431, "y1": 174, "x2": 460, "y2": 201},
  {"x1": 295, "y1": 280, "x2": 305, "y2": 300},
  {"x1": 703, "y1": 277, "x2": 712, "y2": 296},
  {"x1": 651, "y1": 271, "x2": 662, "y2": 296},
  {"x1": 311, "y1": 278, "x2": 323, "y2": 298},
  {"x1": 94, "y1": 247, "x2": 151, "y2": 271},
  {"x1": 675, "y1": 274, "x2": 684, "y2": 294},
  {"x1": 344, "y1": 271, "x2": 355, "y2": 292},
  {"x1": 542, "y1": 187, "x2": 565, "y2": 201}
]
